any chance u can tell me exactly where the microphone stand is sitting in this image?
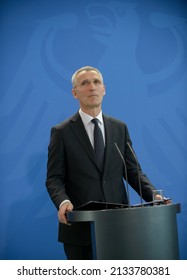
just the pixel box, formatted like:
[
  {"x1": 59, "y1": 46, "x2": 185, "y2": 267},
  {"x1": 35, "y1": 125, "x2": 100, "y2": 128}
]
[
  {"x1": 115, "y1": 143, "x2": 130, "y2": 208},
  {"x1": 127, "y1": 142, "x2": 143, "y2": 207}
]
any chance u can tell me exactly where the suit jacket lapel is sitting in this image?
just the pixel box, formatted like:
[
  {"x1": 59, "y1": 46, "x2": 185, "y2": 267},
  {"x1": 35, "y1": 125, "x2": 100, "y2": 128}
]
[
  {"x1": 69, "y1": 112, "x2": 114, "y2": 173},
  {"x1": 69, "y1": 112, "x2": 100, "y2": 170}
]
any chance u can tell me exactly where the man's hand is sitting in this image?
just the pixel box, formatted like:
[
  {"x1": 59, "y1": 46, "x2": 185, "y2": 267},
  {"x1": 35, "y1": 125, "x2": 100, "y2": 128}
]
[
  {"x1": 58, "y1": 202, "x2": 74, "y2": 224},
  {"x1": 155, "y1": 194, "x2": 172, "y2": 205}
]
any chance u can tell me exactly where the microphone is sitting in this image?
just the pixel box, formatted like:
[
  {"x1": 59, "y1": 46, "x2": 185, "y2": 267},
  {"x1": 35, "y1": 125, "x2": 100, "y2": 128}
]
[
  {"x1": 114, "y1": 142, "x2": 130, "y2": 207},
  {"x1": 127, "y1": 142, "x2": 143, "y2": 207}
]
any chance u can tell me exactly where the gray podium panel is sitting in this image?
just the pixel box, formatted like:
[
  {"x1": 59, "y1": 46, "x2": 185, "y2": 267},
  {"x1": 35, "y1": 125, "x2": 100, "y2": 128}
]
[{"x1": 67, "y1": 203, "x2": 180, "y2": 260}]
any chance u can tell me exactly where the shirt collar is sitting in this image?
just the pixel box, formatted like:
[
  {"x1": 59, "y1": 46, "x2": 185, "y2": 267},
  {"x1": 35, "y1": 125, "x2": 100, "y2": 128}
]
[{"x1": 79, "y1": 109, "x2": 103, "y2": 126}]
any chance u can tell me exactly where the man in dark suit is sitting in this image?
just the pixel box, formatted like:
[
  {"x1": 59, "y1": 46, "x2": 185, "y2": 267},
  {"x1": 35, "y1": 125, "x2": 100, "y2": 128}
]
[{"x1": 46, "y1": 66, "x2": 160, "y2": 259}]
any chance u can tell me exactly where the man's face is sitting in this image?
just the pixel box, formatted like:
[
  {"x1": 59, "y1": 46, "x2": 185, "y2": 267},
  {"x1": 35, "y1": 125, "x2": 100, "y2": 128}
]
[{"x1": 72, "y1": 70, "x2": 105, "y2": 111}]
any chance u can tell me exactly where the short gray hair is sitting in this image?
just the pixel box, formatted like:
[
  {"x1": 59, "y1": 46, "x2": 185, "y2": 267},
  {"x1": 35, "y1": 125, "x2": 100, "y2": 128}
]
[{"x1": 71, "y1": 66, "x2": 104, "y2": 87}]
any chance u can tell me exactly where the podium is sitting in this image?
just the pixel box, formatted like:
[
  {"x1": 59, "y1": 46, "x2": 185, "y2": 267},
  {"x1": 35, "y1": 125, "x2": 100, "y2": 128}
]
[{"x1": 67, "y1": 203, "x2": 180, "y2": 260}]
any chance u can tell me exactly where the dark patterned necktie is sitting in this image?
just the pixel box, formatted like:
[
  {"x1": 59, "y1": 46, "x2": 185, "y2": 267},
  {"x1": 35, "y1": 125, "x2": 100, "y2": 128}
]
[{"x1": 92, "y1": 118, "x2": 105, "y2": 170}]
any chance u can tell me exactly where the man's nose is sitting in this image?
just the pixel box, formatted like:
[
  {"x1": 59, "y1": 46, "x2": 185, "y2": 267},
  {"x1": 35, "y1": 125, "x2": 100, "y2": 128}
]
[{"x1": 88, "y1": 81, "x2": 96, "y2": 88}]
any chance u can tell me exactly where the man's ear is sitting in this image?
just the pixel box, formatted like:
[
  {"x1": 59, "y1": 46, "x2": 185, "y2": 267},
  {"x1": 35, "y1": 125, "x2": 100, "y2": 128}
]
[
  {"x1": 103, "y1": 84, "x2": 106, "y2": 95},
  {"x1": 72, "y1": 88, "x2": 78, "y2": 99}
]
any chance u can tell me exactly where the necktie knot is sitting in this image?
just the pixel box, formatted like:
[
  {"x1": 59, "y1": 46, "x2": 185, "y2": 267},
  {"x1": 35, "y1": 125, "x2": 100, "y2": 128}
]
[{"x1": 91, "y1": 118, "x2": 99, "y2": 125}]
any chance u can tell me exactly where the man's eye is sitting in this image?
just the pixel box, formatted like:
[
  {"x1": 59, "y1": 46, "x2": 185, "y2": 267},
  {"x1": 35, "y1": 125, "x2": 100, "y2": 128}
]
[
  {"x1": 94, "y1": 80, "x2": 101, "y2": 84},
  {"x1": 81, "y1": 81, "x2": 89, "y2": 86},
  {"x1": 80, "y1": 79, "x2": 101, "y2": 86}
]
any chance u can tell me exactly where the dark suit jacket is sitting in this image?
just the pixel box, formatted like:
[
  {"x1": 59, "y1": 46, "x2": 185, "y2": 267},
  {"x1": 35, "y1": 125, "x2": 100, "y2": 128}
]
[{"x1": 46, "y1": 112, "x2": 155, "y2": 245}]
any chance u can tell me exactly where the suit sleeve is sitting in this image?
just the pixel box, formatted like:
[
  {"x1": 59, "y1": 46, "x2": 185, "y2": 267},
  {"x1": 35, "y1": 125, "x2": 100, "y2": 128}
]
[
  {"x1": 45, "y1": 127, "x2": 70, "y2": 209},
  {"x1": 124, "y1": 125, "x2": 156, "y2": 202}
]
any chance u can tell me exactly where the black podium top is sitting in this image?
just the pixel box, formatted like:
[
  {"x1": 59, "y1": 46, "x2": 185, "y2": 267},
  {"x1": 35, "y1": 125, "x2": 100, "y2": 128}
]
[{"x1": 67, "y1": 203, "x2": 180, "y2": 259}]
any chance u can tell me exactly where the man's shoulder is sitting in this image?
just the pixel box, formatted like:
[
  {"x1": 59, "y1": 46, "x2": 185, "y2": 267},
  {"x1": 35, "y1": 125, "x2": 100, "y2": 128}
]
[
  {"x1": 103, "y1": 114, "x2": 127, "y2": 127},
  {"x1": 53, "y1": 112, "x2": 80, "y2": 130}
]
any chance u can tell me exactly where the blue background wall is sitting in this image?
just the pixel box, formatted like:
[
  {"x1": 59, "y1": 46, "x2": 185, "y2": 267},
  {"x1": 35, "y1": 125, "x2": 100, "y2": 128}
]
[{"x1": 0, "y1": 0, "x2": 186, "y2": 260}]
